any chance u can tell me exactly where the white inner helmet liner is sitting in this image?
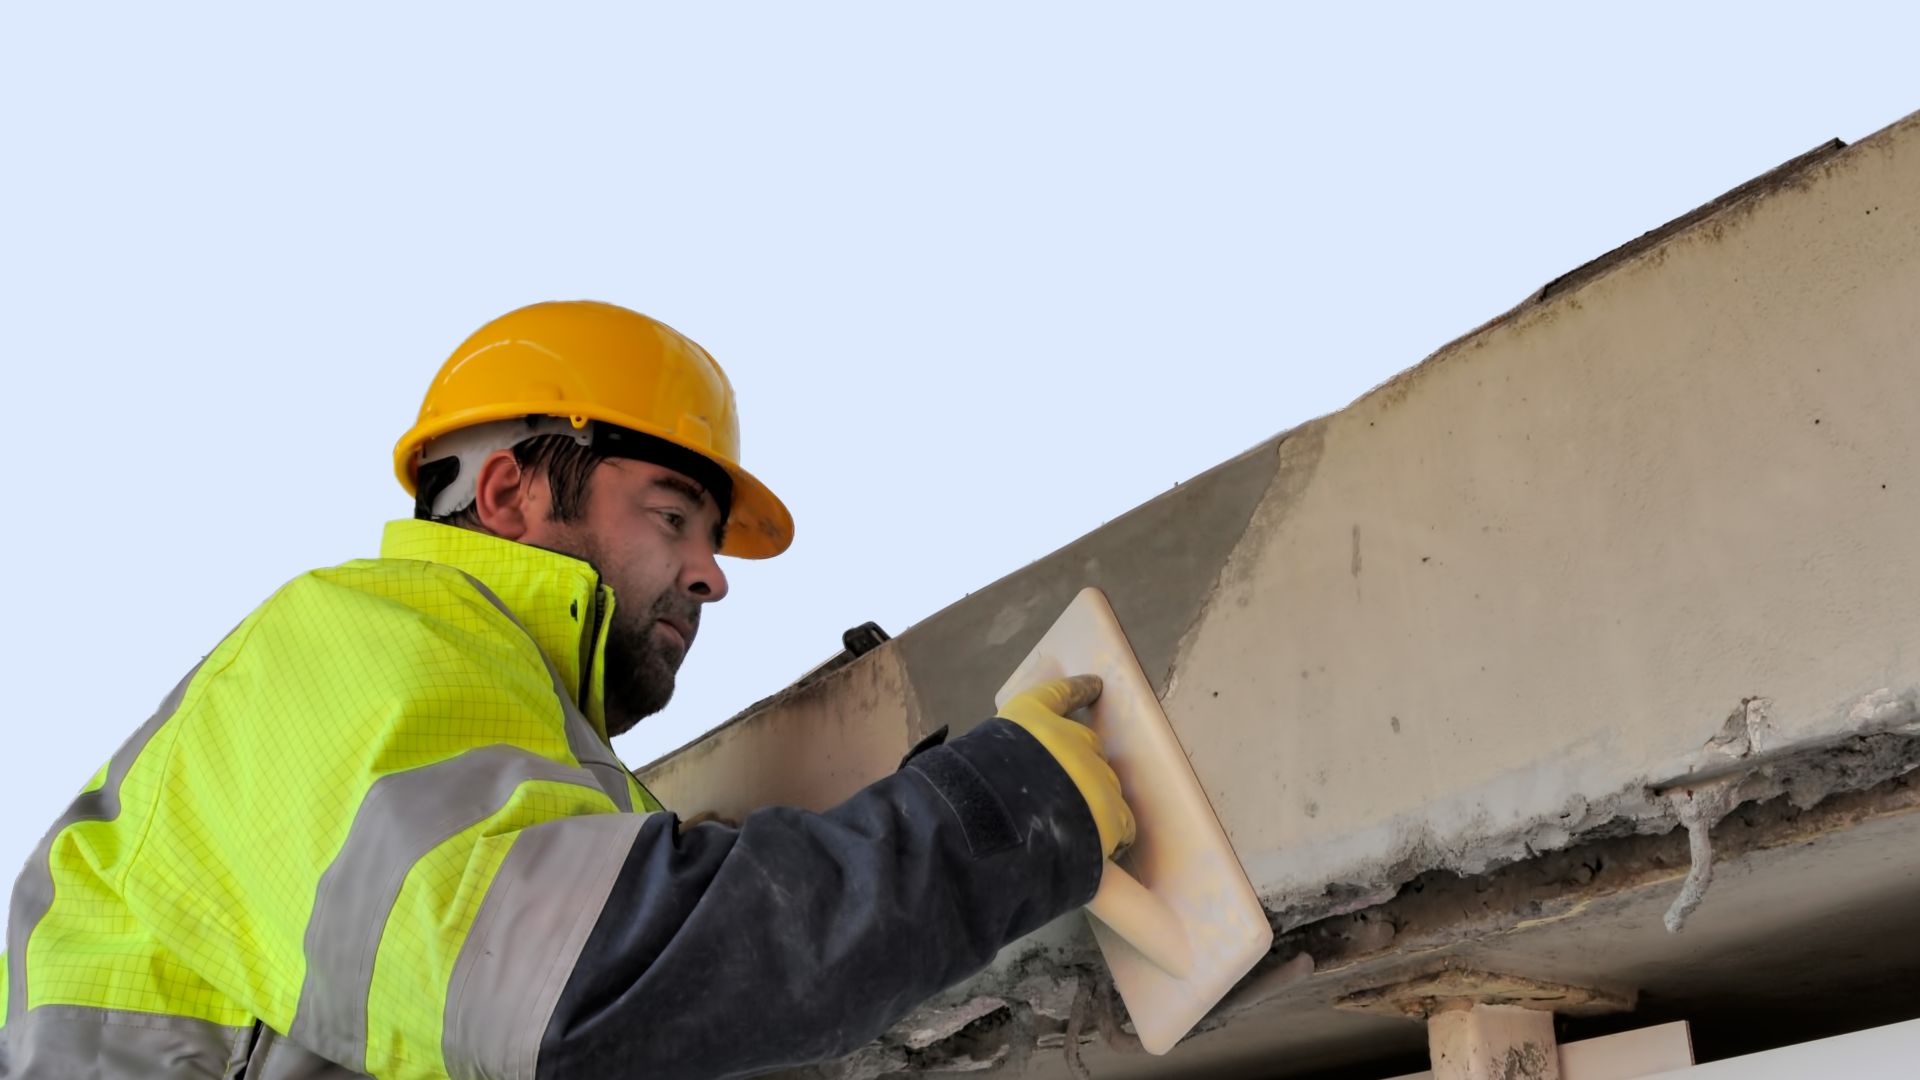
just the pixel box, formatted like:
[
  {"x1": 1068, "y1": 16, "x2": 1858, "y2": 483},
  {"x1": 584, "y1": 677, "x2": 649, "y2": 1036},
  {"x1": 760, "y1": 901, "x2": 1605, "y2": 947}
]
[{"x1": 420, "y1": 417, "x2": 592, "y2": 519}]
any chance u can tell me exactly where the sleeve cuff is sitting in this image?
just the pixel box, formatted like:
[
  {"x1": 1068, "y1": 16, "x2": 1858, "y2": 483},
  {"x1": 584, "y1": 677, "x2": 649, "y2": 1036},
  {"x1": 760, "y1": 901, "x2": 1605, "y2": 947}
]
[{"x1": 908, "y1": 717, "x2": 1105, "y2": 909}]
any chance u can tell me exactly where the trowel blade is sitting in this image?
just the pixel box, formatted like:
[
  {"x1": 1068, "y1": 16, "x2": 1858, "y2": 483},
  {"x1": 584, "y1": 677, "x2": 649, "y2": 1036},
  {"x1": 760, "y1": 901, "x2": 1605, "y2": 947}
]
[{"x1": 997, "y1": 587, "x2": 1273, "y2": 1055}]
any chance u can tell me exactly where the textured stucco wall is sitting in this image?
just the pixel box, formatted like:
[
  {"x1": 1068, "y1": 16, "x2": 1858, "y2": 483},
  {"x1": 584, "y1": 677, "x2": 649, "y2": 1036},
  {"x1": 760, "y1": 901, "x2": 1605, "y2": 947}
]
[{"x1": 642, "y1": 110, "x2": 1920, "y2": 937}]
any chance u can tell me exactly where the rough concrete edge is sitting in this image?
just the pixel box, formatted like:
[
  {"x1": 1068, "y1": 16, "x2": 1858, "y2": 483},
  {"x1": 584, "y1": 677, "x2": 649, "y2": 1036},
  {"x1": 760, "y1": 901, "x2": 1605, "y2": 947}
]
[
  {"x1": 1533, "y1": 138, "x2": 1846, "y2": 303},
  {"x1": 1277, "y1": 763, "x2": 1920, "y2": 991},
  {"x1": 1258, "y1": 685, "x2": 1920, "y2": 933},
  {"x1": 1349, "y1": 107, "x2": 1919, "y2": 418},
  {"x1": 1174, "y1": 718, "x2": 1920, "y2": 1057}
]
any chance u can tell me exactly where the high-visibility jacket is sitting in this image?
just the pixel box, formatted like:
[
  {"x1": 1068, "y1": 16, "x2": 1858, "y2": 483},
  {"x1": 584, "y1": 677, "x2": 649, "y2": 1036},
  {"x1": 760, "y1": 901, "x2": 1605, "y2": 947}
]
[{"x1": 1, "y1": 521, "x2": 1100, "y2": 1079}]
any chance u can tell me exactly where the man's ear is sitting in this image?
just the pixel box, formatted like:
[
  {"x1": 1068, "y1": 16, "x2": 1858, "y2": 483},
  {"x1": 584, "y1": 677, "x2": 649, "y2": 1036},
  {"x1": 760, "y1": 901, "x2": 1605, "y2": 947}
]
[{"x1": 472, "y1": 450, "x2": 542, "y2": 539}]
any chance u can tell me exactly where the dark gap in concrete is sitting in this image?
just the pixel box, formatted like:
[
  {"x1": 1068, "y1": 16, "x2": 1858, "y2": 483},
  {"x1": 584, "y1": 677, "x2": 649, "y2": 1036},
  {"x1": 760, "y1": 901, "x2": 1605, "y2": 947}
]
[{"x1": 1537, "y1": 138, "x2": 1848, "y2": 301}]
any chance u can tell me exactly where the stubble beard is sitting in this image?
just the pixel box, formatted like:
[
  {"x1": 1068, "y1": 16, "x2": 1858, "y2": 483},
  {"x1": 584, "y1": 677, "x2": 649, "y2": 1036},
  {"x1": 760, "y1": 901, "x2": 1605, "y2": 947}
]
[
  {"x1": 557, "y1": 529, "x2": 698, "y2": 738},
  {"x1": 601, "y1": 592, "x2": 694, "y2": 737}
]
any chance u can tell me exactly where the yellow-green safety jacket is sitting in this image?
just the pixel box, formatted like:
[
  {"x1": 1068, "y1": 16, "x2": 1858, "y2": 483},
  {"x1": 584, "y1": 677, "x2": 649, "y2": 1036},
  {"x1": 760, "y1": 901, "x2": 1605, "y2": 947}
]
[{"x1": 1, "y1": 521, "x2": 1101, "y2": 1079}]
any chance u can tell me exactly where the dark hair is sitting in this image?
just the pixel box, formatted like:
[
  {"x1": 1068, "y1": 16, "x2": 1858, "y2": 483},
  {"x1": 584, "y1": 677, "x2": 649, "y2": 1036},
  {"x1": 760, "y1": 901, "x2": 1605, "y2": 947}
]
[{"x1": 420, "y1": 435, "x2": 604, "y2": 527}]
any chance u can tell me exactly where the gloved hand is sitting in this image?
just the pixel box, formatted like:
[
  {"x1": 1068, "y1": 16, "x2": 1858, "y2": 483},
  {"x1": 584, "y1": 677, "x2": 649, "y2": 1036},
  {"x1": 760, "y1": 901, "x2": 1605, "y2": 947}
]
[{"x1": 997, "y1": 675, "x2": 1137, "y2": 859}]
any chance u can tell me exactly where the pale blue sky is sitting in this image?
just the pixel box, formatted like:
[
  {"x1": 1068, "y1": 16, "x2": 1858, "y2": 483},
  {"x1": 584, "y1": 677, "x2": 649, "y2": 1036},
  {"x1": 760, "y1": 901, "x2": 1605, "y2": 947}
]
[{"x1": 2, "y1": 3, "x2": 1915, "y2": 891}]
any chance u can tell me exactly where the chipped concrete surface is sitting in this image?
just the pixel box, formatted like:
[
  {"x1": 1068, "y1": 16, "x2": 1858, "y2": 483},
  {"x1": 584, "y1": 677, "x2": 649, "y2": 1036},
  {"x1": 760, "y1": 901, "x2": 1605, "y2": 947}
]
[{"x1": 639, "y1": 108, "x2": 1920, "y2": 1076}]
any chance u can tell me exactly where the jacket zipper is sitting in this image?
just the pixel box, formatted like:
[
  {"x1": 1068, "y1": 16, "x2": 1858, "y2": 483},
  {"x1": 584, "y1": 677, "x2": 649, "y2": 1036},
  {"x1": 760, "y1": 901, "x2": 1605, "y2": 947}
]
[{"x1": 580, "y1": 586, "x2": 607, "y2": 710}]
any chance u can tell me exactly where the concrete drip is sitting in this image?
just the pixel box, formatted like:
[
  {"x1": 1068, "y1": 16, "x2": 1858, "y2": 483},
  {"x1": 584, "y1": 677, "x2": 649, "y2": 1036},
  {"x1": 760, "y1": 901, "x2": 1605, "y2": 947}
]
[{"x1": 1661, "y1": 780, "x2": 1743, "y2": 933}]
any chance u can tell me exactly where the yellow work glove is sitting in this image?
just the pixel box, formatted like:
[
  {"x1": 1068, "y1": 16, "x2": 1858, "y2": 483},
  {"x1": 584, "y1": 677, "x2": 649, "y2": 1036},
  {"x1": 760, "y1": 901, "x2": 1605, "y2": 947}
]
[{"x1": 997, "y1": 675, "x2": 1137, "y2": 859}]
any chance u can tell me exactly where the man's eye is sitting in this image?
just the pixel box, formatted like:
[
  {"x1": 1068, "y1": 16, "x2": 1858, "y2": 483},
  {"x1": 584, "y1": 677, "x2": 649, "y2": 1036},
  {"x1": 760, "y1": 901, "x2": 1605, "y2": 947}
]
[{"x1": 657, "y1": 510, "x2": 686, "y2": 532}]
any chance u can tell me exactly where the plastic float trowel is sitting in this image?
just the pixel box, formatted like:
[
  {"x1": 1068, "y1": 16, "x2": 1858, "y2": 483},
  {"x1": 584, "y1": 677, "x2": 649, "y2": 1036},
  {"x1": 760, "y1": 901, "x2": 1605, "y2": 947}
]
[{"x1": 996, "y1": 587, "x2": 1272, "y2": 1055}]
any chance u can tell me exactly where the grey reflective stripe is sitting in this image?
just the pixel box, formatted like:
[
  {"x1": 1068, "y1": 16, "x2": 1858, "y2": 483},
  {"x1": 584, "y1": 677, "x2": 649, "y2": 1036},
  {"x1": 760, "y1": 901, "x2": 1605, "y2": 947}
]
[
  {"x1": 0, "y1": 1003, "x2": 251, "y2": 1079},
  {"x1": 5, "y1": 661, "x2": 204, "y2": 1028},
  {"x1": 458, "y1": 573, "x2": 635, "y2": 812},
  {"x1": 287, "y1": 744, "x2": 608, "y2": 1070},
  {"x1": 442, "y1": 813, "x2": 647, "y2": 1080},
  {"x1": 244, "y1": 1025, "x2": 373, "y2": 1080}
]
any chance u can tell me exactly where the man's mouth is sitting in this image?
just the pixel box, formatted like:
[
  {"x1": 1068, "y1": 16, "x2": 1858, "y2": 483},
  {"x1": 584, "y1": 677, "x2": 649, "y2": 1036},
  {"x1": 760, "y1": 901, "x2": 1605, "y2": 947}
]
[{"x1": 655, "y1": 616, "x2": 696, "y2": 652}]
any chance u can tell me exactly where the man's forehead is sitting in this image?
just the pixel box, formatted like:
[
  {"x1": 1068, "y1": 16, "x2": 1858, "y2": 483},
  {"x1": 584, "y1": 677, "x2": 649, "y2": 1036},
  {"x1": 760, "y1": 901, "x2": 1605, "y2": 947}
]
[{"x1": 604, "y1": 458, "x2": 715, "y2": 505}]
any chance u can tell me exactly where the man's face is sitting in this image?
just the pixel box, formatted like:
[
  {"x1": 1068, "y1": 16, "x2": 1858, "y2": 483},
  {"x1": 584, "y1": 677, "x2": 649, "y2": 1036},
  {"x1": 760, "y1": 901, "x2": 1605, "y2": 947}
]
[{"x1": 524, "y1": 458, "x2": 730, "y2": 735}]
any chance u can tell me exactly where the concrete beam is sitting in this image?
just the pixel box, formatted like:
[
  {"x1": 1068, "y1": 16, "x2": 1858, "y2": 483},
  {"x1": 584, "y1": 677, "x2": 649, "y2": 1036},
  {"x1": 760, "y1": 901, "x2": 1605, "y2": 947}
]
[{"x1": 639, "y1": 107, "x2": 1920, "y2": 1077}]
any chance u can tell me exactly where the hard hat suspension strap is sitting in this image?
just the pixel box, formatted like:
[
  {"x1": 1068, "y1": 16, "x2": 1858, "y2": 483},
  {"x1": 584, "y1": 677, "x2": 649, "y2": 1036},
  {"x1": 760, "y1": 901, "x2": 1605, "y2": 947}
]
[
  {"x1": 589, "y1": 424, "x2": 734, "y2": 522},
  {"x1": 417, "y1": 417, "x2": 734, "y2": 523}
]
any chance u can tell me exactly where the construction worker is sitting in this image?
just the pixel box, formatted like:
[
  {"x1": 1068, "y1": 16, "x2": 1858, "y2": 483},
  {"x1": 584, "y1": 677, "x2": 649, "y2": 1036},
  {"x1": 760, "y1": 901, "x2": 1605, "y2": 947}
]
[{"x1": 0, "y1": 301, "x2": 1135, "y2": 1080}]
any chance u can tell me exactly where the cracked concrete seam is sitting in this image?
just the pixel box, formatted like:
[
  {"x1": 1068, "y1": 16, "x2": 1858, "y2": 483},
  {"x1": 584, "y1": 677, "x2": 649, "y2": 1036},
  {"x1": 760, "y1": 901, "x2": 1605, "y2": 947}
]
[
  {"x1": 1263, "y1": 688, "x2": 1920, "y2": 940},
  {"x1": 1655, "y1": 688, "x2": 1920, "y2": 932},
  {"x1": 1259, "y1": 779, "x2": 1675, "y2": 934}
]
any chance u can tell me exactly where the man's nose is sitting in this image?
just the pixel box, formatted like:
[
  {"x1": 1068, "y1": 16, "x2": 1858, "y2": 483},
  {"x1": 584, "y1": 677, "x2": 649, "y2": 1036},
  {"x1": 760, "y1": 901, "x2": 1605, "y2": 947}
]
[{"x1": 683, "y1": 542, "x2": 729, "y2": 603}]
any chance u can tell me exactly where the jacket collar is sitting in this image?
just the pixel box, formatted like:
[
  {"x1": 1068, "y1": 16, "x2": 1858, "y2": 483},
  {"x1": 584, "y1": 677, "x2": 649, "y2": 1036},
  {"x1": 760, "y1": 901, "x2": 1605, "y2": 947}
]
[{"x1": 380, "y1": 519, "x2": 616, "y2": 740}]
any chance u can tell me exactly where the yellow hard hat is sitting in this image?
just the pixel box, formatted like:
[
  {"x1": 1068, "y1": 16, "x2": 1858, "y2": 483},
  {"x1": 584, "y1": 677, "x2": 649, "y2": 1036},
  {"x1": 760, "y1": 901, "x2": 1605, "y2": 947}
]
[{"x1": 395, "y1": 301, "x2": 794, "y2": 558}]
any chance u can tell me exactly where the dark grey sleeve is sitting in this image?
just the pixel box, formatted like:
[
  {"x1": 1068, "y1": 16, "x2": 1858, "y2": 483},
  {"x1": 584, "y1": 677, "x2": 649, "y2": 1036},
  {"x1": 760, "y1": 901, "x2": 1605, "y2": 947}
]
[{"x1": 535, "y1": 717, "x2": 1104, "y2": 1080}]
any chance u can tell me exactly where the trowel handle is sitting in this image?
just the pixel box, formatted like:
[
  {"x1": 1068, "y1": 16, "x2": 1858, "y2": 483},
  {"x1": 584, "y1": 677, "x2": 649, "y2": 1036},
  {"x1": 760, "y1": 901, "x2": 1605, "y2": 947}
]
[{"x1": 1086, "y1": 861, "x2": 1194, "y2": 981}]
